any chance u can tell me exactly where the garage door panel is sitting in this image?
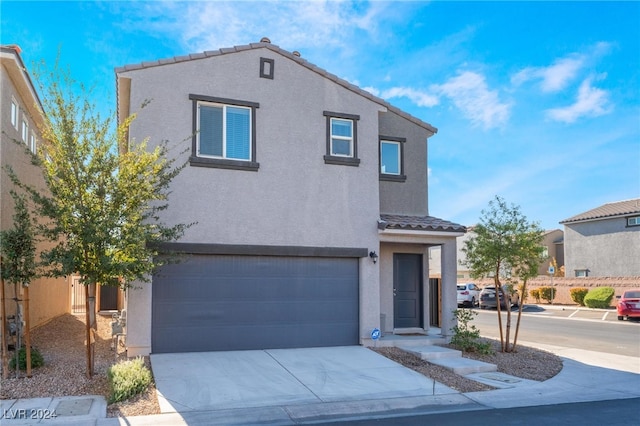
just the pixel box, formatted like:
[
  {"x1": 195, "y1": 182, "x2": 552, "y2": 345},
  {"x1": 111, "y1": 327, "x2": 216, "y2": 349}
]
[
  {"x1": 152, "y1": 300, "x2": 356, "y2": 327},
  {"x1": 155, "y1": 322, "x2": 357, "y2": 353},
  {"x1": 152, "y1": 255, "x2": 359, "y2": 353}
]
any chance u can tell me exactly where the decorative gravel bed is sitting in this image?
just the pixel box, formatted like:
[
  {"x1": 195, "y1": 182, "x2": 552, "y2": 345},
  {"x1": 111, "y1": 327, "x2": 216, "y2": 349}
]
[
  {"x1": 0, "y1": 313, "x2": 160, "y2": 417},
  {"x1": 1, "y1": 314, "x2": 563, "y2": 418},
  {"x1": 373, "y1": 338, "x2": 563, "y2": 394}
]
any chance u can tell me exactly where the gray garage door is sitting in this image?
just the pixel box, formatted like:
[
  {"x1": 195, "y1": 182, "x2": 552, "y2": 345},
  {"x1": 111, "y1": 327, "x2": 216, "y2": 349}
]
[{"x1": 151, "y1": 254, "x2": 359, "y2": 353}]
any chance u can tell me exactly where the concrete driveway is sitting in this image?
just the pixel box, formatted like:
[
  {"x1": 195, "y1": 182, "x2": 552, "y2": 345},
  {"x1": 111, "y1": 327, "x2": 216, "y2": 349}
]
[{"x1": 150, "y1": 346, "x2": 456, "y2": 413}]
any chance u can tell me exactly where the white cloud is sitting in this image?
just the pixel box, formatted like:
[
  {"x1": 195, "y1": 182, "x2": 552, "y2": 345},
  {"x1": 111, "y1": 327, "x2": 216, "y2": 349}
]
[
  {"x1": 433, "y1": 71, "x2": 511, "y2": 129},
  {"x1": 513, "y1": 56, "x2": 584, "y2": 92},
  {"x1": 126, "y1": 1, "x2": 388, "y2": 55},
  {"x1": 511, "y1": 42, "x2": 613, "y2": 93},
  {"x1": 381, "y1": 87, "x2": 439, "y2": 107},
  {"x1": 546, "y1": 76, "x2": 612, "y2": 123}
]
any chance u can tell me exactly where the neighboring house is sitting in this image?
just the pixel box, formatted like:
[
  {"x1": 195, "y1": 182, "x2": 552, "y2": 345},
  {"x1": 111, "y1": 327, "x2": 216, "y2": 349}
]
[
  {"x1": 560, "y1": 199, "x2": 640, "y2": 277},
  {"x1": 539, "y1": 229, "x2": 564, "y2": 276},
  {"x1": 429, "y1": 227, "x2": 564, "y2": 279},
  {"x1": 429, "y1": 230, "x2": 474, "y2": 280},
  {"x1": 116, "y1": 39, "x2": 465, "y2": 357},
  {"x1": 0, "y1": 45, "x2": 69, "y2": 327}
]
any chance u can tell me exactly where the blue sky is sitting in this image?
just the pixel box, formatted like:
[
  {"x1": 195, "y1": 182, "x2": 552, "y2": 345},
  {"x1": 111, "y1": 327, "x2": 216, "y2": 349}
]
[{"x1": 2, "y1": 1, "x2": 639, "y2": 230}]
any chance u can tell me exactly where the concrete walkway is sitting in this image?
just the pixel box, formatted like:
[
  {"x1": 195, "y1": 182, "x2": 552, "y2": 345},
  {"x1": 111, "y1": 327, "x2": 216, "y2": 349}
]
[{"x1": 2, "y1": 340, "x2": 639, "y2": 425}]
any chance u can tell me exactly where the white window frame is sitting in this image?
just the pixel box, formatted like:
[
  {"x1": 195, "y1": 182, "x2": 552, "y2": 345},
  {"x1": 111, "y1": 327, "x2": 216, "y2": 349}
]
[
  {"x1": 575, "y1": 269, "x2": 588, "y2": 278},
  {"x1": 21, "y1": 119, "x2": 29, "y2": 143},
  {"x1": 628, "y1": 216, "x2": 640, "y2": 227},
  {"x1": 196, "y1": 101, "x2": 252, "y2": 161},
  {"x1": 11, "y1": 98, "x2": 18, "y2": 129},
  {"x1": 30, "y1": 131, "x2": 37, "y2": 154},
  {"x1": 380, "y1": 140, "x2": 401, "y2": 175},
  {"x1": 329, "y1": 117, "x2": 354, "y2": 158}
]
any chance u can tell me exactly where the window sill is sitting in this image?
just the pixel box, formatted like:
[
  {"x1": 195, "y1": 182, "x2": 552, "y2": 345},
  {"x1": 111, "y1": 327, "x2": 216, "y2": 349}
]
[
  {"x1": 323, "y1": 155, "x2": 360, "y2": 167},
  {"x1": 189, "y1": 156, "x2": 260, "y2": 171},
  {"x1": 379, "y1": 174, "x2": 407, "y2": 182}
]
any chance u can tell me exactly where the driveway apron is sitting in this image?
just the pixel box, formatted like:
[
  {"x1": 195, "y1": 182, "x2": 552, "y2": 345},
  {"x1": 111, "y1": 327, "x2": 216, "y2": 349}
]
[{"x1": 150, "y1": 346, "x2": 456, "y2": 413}]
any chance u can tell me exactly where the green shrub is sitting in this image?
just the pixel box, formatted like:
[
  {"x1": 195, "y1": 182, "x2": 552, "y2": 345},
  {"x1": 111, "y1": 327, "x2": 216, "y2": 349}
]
[
  {"x1": 570, "y1": 287, "x2": 589, "y2": 306},
  {"x1": 450, "y1": 309, "x2": 493, "y2": 355},
  {"x1": 9, "y1": 346, "x2": 44, "y2": 370},
  {"x1": 538, "y1": 286, "x2": 556, "y2": 304},
  {"x1": 529, "y1": 288, "x2": 541, "y2": 303},
  {"x1": 584, "y1": 287, "x2": 615, "y2": 309},
  {"x1": 107, "y1": 357, "x2": 153, "y2": 403}
]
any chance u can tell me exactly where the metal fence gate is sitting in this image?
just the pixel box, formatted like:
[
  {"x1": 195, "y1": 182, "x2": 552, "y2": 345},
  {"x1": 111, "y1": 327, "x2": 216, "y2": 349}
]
[{"x1": 71, "y1": 276, "x2": 86, "y2": 314}]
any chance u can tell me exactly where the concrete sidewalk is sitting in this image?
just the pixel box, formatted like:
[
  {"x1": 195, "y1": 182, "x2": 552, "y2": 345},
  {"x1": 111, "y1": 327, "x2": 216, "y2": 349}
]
[{"x1": 2, "y1": 343, "x2": 639, "y2": 425}]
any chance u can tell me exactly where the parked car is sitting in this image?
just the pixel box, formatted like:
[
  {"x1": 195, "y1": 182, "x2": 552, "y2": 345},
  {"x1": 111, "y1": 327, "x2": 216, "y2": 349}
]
[
  {"x1": 479, "y1": 285, "x2": 519, "y2": 309},
  {"x1": 457, "y1": 283, "x2": 481, "y2": 307},
  {"x1": 617, "y1": 290, "x2": 640, "y2": 321}
]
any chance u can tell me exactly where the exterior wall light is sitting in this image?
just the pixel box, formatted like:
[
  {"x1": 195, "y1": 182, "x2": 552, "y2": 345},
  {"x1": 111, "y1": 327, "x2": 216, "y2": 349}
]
[{"x1": 369, "y1": 251, "x2": 378, "y2": 264}]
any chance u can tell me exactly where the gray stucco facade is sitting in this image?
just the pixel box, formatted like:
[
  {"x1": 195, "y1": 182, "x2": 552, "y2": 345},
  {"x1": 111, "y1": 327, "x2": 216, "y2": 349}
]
[
  {"x1": 116, "y1": 41, "x2": 464, "y2": 356},
  {"x1": 563, "y1": 217, "x2": 640, "y2": 277}
]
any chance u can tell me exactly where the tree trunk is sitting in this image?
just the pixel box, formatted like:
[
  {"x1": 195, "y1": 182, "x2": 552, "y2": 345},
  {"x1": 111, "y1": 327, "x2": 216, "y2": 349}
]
[
  {"x1": 0, "y1": 269, "x2": 8, "y2": 379},
  {"x1": 504, "y1": 300, "x2": 512, "y2": 352},
  {"x1": 513, "y1": 280, "x2": 528, "y2": 351},
  {"x1": 84, "y1": 282, "x2": 97, "y2": 378},
  {"x1": 14, "y1": 282, "x2": 21, "y2": 379},
  {"x1": 84, "y1": 283, "x2": 91, "y2": 378},
  {"x1": 494, "y1": 275, "x2": 505, "y2": 352},
  {"x1": 24, "y1": 285, "x2": 31, "y2": 377},
  {"x1": 88, "y1": 282, "x2": 96, "y2": 375}
]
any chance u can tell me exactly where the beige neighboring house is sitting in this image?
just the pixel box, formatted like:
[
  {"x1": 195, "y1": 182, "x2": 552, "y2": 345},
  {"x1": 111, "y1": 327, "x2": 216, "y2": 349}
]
[
  {"x1": 429, "y1": 227, "x2": 564, "y2": 280},
  {"x1": 1, "y1": 45, "x2": 70, "y2": 327},
  {"x1": 539, "y1": 229, "x2": 564, "y2": 276}
]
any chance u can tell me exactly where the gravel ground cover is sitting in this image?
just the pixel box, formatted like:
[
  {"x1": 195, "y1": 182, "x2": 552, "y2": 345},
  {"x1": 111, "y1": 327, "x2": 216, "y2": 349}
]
[
  {"x1": 0, "y1": 313, "x2": 159, "y2": 417},
  {"x1": 1, "y1": 314, "x2": 562, "y2": 418}
]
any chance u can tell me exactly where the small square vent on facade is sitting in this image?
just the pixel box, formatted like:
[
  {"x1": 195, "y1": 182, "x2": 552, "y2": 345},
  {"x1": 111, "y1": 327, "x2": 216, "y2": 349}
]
[{"x1": 260, "y1": 57, "x2": 274, "y2": 79}]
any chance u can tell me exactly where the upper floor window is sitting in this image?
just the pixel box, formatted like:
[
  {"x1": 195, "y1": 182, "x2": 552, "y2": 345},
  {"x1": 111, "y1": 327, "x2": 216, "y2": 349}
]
[
  {"x1": 11, "y1": 98, "x2": 18, "y2": 129},
  {"x1": 323, "y1": 111, "x2": 360, "y2": 166},
  {"x1": 21, "y1": 119, "x2": 29, "y2": 143},
  {"x1": 379, "y1": 136, "x2": 406, "y2": 182},
  {"x1": 330, "y1": 118, "x2": 353, "y2": 156},
  {"x1": 189, "y1": 94, "x2": 259, "y2": 171},
  {"x1": 627, "y1": 216, "x2": 640, "y2": 227},
  {"x1": 30, "y1": 132, "x2": 37, "y2": 154}
]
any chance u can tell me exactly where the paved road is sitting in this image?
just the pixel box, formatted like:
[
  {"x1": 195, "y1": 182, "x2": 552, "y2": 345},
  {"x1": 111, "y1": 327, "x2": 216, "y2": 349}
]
[
  {"x1": 471, "y1": 305, "x2": 640, "y2": 358},
  {"x1": 323, "y1": 397, "x2": 640, "y2": 425}
]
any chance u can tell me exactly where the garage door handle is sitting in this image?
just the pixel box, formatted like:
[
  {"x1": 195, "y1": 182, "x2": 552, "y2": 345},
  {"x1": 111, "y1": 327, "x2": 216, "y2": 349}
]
[{"x1": 393, "y1": 288, "x2": 397, "y2": 297}]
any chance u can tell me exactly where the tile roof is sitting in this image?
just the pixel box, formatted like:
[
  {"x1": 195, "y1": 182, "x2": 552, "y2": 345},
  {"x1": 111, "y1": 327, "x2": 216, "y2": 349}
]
[
  {"x1": 560, "y1": 198, "x2": 640, "y2": 224},
  {"x1": 115, "y1": 41, "x2": 437, "y2": 134},
  {"x1": 379, "y1": 214, "x2": 467, "y2": 233}
]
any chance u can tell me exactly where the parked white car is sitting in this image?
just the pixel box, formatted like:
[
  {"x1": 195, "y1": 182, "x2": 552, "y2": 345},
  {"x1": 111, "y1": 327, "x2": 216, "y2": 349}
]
[{"x1": 457, "y1": 283, "x2": 481, "y2": 307}]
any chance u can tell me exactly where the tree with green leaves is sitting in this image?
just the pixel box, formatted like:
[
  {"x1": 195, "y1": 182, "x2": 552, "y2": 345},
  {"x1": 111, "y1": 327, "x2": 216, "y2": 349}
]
[
  {"x1": 9, "y1": 59, "x2": 191, "y2": 378},
  {"x1": 461, "y1": 196, "x2": 545, "y2": 352},
  {"x1": 0, "y1": 192, "x2": 37, "y2": 378}
]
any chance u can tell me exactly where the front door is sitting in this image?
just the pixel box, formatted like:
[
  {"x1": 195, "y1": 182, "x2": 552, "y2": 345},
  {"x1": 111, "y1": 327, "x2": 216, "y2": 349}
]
[{"x1": 393, "y1": 253, "x2": 423, "y2": 329}]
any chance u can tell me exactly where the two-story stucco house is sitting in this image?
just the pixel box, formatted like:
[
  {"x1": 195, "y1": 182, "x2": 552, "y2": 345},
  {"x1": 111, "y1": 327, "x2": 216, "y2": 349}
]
[
  {"x1": 560, "y1": 198, "x2": 640, "y2": 277},
  {"x1": 116, "y1": 40, "x2": 465, "y2": 356},
  {"x1": 1, "y1": 45, "x2": 69, "y2": 327}
]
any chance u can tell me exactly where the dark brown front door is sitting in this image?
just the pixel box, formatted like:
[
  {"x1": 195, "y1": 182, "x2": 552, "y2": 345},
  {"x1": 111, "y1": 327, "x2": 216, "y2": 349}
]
[{"x1": 393, "y1": 253, "x2": 423, "y2": 328}]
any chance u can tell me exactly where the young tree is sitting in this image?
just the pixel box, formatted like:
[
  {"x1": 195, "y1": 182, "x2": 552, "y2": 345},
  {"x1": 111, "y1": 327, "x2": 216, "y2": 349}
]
[
  {"x1": 0, "y1": 192, "x2": 37, "y2": 378},
  {"x1": 10, "y1": 60, "x2": 191, "y2": 378},
  {"x1": 462, "y1": 196, "x2": 544, "y2": 352}
]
